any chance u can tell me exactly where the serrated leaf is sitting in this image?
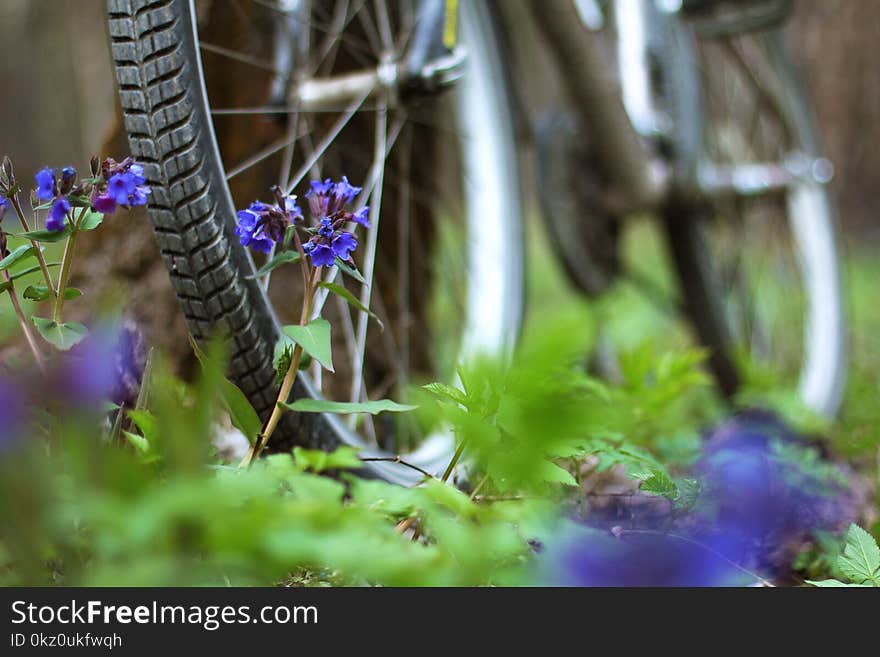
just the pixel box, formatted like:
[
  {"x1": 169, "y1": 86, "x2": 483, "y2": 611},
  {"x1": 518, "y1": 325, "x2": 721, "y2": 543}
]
[
  {"x1": 31, "y1": 317, "x2": 88, "y2": 350},
  {"x1": 317, "y1": 282, "x2": 383, "y2": 329},
  {"x1": 334, "y1": 257, "x2": 366, "y2": 284},
  {"x1": 0, "y1": 245, "x2": 36, "y2": 271},
  {"x1": 23, "y1": 285, "x2": 80, "y2": 301},
  {"x1": 189, "y1": 336, "x2": 263, "y2": 444},
  {"x1": 248, "y1": 250, "x2": 301, "y2": 278},
  {"x1": 293, "y1": 446, "x2": 362, "y2": 473},
  {"x1": 78, "y1": 209, "x2": 104, "y2": 231},
  {"x1": 422, "y1": 382, "x2": 468, "y2": 407},
  {"x1": 281, "y1": 398, "x2": 417, "y2": 415},
  {"x1": 18, "y1": 227, "x2": 71, "y2": 243},
  {"x1": 637, "y1": 469, "x2": 679, "y2": 499},
  {"x1": 806, "y1": 579, "x2": 868, "y2": 587},
  {"x1": 837, "y1": 524, "x2": 880, "y2": 585},
  {"x1": 282, "y1": 319, "x2": 334, "y2": 372}
]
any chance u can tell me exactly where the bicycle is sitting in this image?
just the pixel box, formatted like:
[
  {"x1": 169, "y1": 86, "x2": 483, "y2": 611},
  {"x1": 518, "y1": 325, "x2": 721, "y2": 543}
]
[{"x1": 106, "y1": 0, "x2": 845, "y2": 484}]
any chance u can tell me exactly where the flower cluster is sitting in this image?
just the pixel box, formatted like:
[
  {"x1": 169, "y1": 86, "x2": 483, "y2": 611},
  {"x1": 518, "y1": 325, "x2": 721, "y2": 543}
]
[
  {"x1": 234, "y1": 189, "x2": 303, "y2": 254},
  {"x1": 235, "y1": 177, "x2": 368, "y2": 268},
  {"x1": 32, "y1": 158, "x2": 151, "y2": 232},
  {"x1": 91, "y1": 157, "x2": 151, "y2": 215},
  {"x1": 35, "y1": 166, "x2": 75, "y2": 231}
]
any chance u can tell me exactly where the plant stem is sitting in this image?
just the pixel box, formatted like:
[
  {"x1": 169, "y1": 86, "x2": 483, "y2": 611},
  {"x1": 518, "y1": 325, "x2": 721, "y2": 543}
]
[
  {"x1": 3, "y1": 272, "x2": 46, "y2": 374},
  {"x1": 10, "y1": 195, "x2": 56, "y2": 297},
  {"x1": 241, "y1": 265, "x2": 321, "y2": 467},
  {"x1": 52, "y1": 220, "x2": 79, "y2": 323},
  {"x1": 440, "y1": 433, "x2": 468, "y2": 484}
]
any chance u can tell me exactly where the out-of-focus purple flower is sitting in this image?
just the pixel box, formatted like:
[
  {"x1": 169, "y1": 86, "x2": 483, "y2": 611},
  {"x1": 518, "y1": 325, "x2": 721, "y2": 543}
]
[
  {"x1": 35, "y1": 167, "x2": 55, "y2": 201},
  {"x1": 541, "y1": 525, "x2": 754, "y2": 587},
  {"x1": 60, "y1": 320, "x2": 148, "y2": 410},
  {"x1": 540, "y1": 411, "x2": 853, "y2": 586},
  {"x1": 0, "y1": 377, "x2": 27, "y2": 453},
  {"x1": 46, "y1": 198, "x2": 70, "y2": 232}
]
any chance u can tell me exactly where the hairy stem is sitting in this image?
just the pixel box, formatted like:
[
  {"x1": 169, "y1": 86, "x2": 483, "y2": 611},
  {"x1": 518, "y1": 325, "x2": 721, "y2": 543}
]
[
  {"x1": 241, "y1": 265, "x2": 322, "y2": 467},
  {"x1": 3, "y1": 271, "x2": 46, "y2": 373},
  {"x1": 10, "y1": 196, "x2": 56, "y2": 297},
  {"x1": 52, "y1": 218, "x2": 79, "y2": 323}
]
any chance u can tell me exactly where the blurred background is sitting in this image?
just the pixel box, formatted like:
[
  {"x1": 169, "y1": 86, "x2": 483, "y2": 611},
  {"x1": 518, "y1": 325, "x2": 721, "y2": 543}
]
[{"x1": 0, "y1": 0, "x2": 876, "y2": 363}]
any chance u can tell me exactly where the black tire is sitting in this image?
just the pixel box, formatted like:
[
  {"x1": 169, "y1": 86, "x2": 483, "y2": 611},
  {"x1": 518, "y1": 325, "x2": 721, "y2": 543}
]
[{"x1": 107, "y1": 0, "x2": 525, "y2": 477}]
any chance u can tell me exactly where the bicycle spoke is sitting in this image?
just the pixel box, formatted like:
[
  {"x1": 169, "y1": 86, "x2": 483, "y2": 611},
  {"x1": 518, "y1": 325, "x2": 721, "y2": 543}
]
[{"x1": 350, "y1": 95, "x2": 389, "y2": 405}]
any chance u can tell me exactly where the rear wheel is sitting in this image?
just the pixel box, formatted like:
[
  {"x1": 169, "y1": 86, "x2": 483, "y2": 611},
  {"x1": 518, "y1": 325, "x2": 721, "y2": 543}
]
[
  {"x1": 108, "y1": 0, "x2": 524, "y2": 482},
  {"x1": 666, "y1": 28, "x2": 846, "y2": 417}
]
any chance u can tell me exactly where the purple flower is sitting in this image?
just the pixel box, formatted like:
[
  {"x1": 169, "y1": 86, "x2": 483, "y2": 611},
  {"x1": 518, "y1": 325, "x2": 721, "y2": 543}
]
[
  {"x1": 92, "y1": 193, "x2": 116, "y2": 215},
  {"x1": 60, "y1": 166, "x2": 77, "y2": 193},
  {"x1": 129, "y1": 186, "x2": 150, "y2": 207},
  {"x1": 331, "y1": 231, "x2": 357, "y2": 260},
  {"x1": 309, "y1": 243, "x2": 336, "y2": 267},
  {"x1": 306, "y1": 176, "x2": 362, "y2": 217},
  {"x1": 35, "y1": 167, "x2": 55, "y2": 201},
  {"x1": 318, "y1": 218, "x2": 334, "y2": 238},
  {"x1": 0, "y1": 377, "x2": 27, "y2": 453},
  {"x1": 46, "y1": 198, "x2": 70, "y2": 231},
  {"x1": 283, "y1": 195, "x2": 302, "y2": 221},
  {"x1": 108, "y1": 173, "x2": 136, "y2": 205},
  {"x1": 128, "y1": 163, "x2": 146, "y2": 186},
  {"x1": 234, "y1": 207, "x2": 275, "y2": 254},
  {"x1": 352, "y1": 206, "x2": 370, "y2": 228}
]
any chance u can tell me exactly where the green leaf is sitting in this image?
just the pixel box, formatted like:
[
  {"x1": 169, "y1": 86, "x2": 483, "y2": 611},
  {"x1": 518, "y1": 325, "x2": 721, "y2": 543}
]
[
  {"x1": 422, "y1": 382, "x2": 468, "y2": 407},
  {"x1": 248, "y1": 250, "x2": 301, "y2": 278},
  {"x1": 636, "y1": 469, "x2": 679, "y2": 499},
  {"x1": 122, "y1": 431, "x2": 150, "y2": 454},
  {"x1": 23, "y1": 285, "x2": 81, "y2": 302},
  {"x1": 7, "y1": 262, "x2": 60, "y2": 281},
  {"x1": 334, "y1": 257, "x2": 366, "y2": 284},
  {"x1": 837, "y1": 524, "x2": 880, "y2": 585},
  {"x1": 281, "y1": 398, "x2": 417, "y2": 415},
  {"x1": 283, "y1": 319, "x2": 334, "y2": 372},
  {"x1": 31, "y1": 317, "x2": 88, "y2": 350},
  {"x1": 18, "y1": 227, "x2": 71, "y2": 243},
  {"x1": 127, "y1": 409, "x2": 159, "y2": 442},
  {"x1": 806, "y1": 579, "x2": 869, "y2": 587},
  {"x1": 189, "y1": 336, "x2": 263, "y2": 445},
  {"x1": 293, "y1": 446, "x2": 362, "y2": 473},
  {"x1": 317, "y1": 282, "x2": 383, "y2": 329},
  {"x1": 78, "y1": 209, "x2": 104, "y2": 231},
  {"x1": 538, "y1": 461, "x2": 578, "y2": 487},
  {"x1": 0, "y1": 245, "x2": 36, "y2": 271}
]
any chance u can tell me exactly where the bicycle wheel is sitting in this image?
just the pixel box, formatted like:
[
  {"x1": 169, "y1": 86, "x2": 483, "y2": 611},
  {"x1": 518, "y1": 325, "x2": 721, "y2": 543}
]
[
  {"x1": 107, "y1": 0, "x2": 524, "y2": 483},
  {"x1": 664, "y1": 28, "x2": 846, "y2": 417}
]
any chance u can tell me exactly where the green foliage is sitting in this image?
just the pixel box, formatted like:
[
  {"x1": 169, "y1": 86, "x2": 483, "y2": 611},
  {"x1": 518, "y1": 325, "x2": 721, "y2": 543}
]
[
  {"x1": 807, "y1": 524, "x2": 880, "y2": 587},
  {"x1": 31, "y1": 316, "x2": 88, "y2": 350},
  {"x1": 283, "y1": 319, "x2": 334, "y2": 372},
  {"x1": 317, "y1": 281, "x2": 382, "y2": 328},
  {"x1": 190, "y1": 337, "x2": 262, "y2": 445},
  {"x1": 23, "y1": 285, "x2": 81, "y2": 301},
  {"x1": 0, "y1": 244, "x2": 36, "y2": 271}
]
